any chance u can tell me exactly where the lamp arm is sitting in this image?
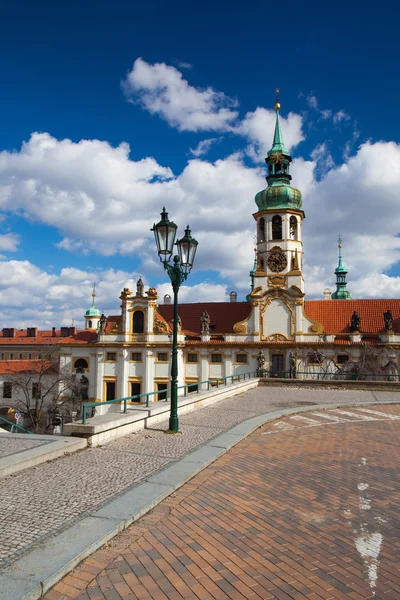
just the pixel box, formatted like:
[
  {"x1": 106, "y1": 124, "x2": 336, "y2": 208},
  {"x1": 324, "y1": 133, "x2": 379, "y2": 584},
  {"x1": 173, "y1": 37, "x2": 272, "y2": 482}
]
[{"x1": 164, "y1": 256, "x2": 188, "y2": 292}]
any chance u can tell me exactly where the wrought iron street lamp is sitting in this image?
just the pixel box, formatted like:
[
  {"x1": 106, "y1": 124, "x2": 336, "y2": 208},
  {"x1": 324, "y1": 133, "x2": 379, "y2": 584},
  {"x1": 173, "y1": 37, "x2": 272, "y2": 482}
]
[{"x1": 151, "y1": 208, "x2": 198, "y2": 433}]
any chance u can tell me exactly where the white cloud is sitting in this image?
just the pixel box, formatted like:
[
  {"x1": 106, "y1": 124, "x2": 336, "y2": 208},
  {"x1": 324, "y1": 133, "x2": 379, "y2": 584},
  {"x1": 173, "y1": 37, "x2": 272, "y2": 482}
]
[
  {"x1": 157, "y1": 282, "x2": 229, "y2": 303},
  {"x1": 0, "y1": 233, "x2": 19, "y2": 252},
  {"x1": 2, "y1": 123, "x2": 400, "y2": 314},
  {"x1": 333, "y1": 110, "x2": 351, "y2": 125},
  {"x1": 0, "y1": 262, "x2": 141, "y2": 328},
  {"x1": 122, "y1": 58, "x2": 238, "y2": 132},
  {"x1": 303, "y1": 140, "x2": 400, "y2": 298},
  {"x1": 236, "y1": 107, "x2": 304, "y2": 162},
  {"x1": 310, "y1": 142, "x2": 334, "y2": 176},
  {"x1": 189, "y1": 138, "x2": 219, "y2": 157}
]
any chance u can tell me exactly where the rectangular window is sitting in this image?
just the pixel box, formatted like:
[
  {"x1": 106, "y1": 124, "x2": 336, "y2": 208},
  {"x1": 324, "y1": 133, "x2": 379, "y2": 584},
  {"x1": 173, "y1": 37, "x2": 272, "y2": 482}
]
[
  {"x1": 0, "y1": 353, "x2": 4, "y2": 360},
  {"x1": 32, "y1": 382, "x2": 41, "y2": 400},
  {"x1": 3, "y1": 382, "x2": 12, "y2": 399},
  {"x1": 187, "y1": 383, "x2": 198, "y2": 394},
  {"x1": 105, "y1": 381, "x2": 116, "y2": 401},
  {"x1": 235, "y1": 353, "x2": 248, "y2": 364},
  {"x1": 28, "y1": 353, "x2": 32, "y2": 359},
  {"x1": 131, "y1": 352, "x2": 142, "y2": 362},
  {"x1": 106, "y1": 352, "x2": 117, "y2": 361},
  {"x1": 9, "y1": 353, "x2": 14, "y2": 360},
  {"x1": 187, "y1": 353, "x2": 198, "y2": 363},
  {"x1": 18, "y1": 353, "x2": 23, "y2": 359},
  {"x1": 157, "y1": 382, "x2": 168, "y2": 401},
  {"x1": 157, "y1": 352, "x2": 168, "y2": 362},
  {"x1": 337, "y1": 354, "x2": 349, "y2": 364},
  {"x1": 211, "y1": 354, "x2": 222, "y2": 363}
]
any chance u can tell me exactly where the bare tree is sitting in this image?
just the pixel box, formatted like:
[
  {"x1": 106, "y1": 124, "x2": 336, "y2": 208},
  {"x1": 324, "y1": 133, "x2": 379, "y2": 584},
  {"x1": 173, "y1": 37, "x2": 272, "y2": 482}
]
[{"x1": 3, "y1": 345, "x2": 88, "y2": 432}]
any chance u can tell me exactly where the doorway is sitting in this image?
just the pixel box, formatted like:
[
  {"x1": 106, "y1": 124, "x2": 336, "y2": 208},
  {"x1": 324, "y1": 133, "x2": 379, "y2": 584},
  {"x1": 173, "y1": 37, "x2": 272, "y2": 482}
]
[
  {"x1": 105, "y1": 381, "x2": 116, "y2": 401},
  {"x1": 271, "y1": 354, "x2": 284, "y2": 378},
  {"x1": 130, "y1": 382, "x2": 141, "y2": 402}
]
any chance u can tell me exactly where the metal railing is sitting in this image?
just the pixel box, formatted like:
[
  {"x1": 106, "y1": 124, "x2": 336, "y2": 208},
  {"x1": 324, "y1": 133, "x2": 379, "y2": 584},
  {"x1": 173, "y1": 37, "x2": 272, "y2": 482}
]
[
  {"x1": 0, "y1": 416, "x2": 34, "y2": 434},
  {"x1": 260, "y1": 369, "x2": 400, "y2": 382},
  {"x1": 81, "y1": 370, "x2": 259, "y2": 424}
]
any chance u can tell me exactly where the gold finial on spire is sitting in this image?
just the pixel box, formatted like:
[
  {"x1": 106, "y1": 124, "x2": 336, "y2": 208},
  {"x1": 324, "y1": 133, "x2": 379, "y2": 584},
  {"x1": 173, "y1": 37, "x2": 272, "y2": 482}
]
[
  {"x1": 92, "y1": 281, "x2": 96, "y2": 298},
  {"x1": 338, "y1": 234, "x2": 342, "y2": 249},
  {"x1": 274, "y1": 88, "x2": 280, "y2": 111}
]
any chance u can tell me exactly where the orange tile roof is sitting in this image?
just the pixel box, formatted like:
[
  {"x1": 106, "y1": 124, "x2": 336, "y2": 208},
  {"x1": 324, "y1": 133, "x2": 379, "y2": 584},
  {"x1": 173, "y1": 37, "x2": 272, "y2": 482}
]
[
  {"x1": 305, "y1": 299, "x2": 400, "y2": 335},
  {"x1": 0, "y1": 360, "x2": 57, "y2": 375},
  {"x1": 0, "y1": 329, "x2": 97, "y2": 345},
  {"x1": 158, "y1": 302, "x2": 252, "y2": 335}
]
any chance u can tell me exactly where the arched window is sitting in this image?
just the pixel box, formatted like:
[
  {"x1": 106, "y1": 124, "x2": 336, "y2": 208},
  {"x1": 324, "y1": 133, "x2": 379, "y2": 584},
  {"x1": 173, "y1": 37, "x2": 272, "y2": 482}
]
[
  {"x1": 88, "y1": 320, "x2": 92, "y2": 329},
  {"x1": 259, "y1": 217, "x2": 265, "y2": 242},
  {"x1": 272, "y1": 215, "x2": 282, "y2": 240},
  {"x1": 290, "y1": 216, "x2": 298, "y2": 240},
  {"x1": 74, "y1": 358, "x2": 89, "y2": 372},
  {"x1": 133, "y1": 310, "x2": 144, "y2": 334}
]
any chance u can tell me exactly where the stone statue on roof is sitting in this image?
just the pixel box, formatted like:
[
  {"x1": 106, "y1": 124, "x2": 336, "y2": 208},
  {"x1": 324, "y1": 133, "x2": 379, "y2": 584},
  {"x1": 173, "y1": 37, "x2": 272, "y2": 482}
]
[
  {"x1": 384, "y1": 309, "x2": 393, "y2": 332},
  {"x1": 136, "y1": 278, "x2": 144, "y2": 296},
  {"x1": 98, "y1": 313, "x2": 108, "y2": 334},
  {"x1": 350, "y1": 310, "x2": 361, "y2": 333},
  {"x1": 200, "y1": 311, "x2": 211, "y2": 334}
]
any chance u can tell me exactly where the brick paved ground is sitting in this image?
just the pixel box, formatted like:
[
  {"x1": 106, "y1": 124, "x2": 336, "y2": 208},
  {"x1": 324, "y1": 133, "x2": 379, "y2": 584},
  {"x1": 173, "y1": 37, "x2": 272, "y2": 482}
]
[
  {"x1": 44, "y1": 404, "x2": 400, "y2": 600},
  {"x1": 1, "y1": 387, "x2": 399, "y2": 571}
]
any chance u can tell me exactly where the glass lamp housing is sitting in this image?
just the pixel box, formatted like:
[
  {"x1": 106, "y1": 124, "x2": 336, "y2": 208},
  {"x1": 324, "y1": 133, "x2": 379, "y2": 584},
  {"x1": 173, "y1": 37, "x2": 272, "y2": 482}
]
[
  {"x1": 151, "y1": 207, "x2": 177, "y2": 262},
  {"x1": 177, "y1": 226, "x2": 198, "y2": 275}
]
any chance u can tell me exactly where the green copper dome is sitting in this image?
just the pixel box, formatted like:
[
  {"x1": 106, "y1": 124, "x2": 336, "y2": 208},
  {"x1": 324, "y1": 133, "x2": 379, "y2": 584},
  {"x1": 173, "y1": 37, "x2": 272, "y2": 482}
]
[
  {"x1": 255, "y1": 185, "x2": 302, "y2": 210},
  {"x1": 255, "y1": 105, "x2": 302, "y2": 212},
  {"x1": 85, "y1": 305, "x2": 101, "y2": 317},
  {"x1": 85, "y1": 285, "x2": 101, "y2": 317}
]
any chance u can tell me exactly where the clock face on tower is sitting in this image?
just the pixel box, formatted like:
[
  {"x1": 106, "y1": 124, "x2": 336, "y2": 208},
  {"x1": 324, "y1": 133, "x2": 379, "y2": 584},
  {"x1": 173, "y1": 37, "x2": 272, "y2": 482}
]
[{"x1": 267, "y1": 248, "x2": 287, "y2": 272}]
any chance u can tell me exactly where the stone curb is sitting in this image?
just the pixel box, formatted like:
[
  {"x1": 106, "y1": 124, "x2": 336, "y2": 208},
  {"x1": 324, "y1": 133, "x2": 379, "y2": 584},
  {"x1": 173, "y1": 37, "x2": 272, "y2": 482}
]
[
  {"x1": 0, "y1": 434, "x2": 87, "y2": 480},
  {"x1": 1, "y1": 397, "x2": 399, "y2": 599}
]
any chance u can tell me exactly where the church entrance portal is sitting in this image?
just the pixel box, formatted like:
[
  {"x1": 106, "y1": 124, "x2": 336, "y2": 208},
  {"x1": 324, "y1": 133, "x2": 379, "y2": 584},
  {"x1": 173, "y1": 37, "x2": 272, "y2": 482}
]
[{"x1": 271, "y1": 354, "x2": 284, "y2": 378}]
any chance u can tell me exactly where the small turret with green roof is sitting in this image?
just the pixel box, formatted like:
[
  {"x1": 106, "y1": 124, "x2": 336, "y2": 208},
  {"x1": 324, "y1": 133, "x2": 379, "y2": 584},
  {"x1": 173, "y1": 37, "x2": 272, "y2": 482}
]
[
  {"x1": 255, "y1": 90, "x2": 302, "y2": 211},
  {"x1": 331, "y1": 236, "x2": 352, "y2": 300},
  {"x1": 85, "y1": 283, "x2": 101, "y2": 329}
]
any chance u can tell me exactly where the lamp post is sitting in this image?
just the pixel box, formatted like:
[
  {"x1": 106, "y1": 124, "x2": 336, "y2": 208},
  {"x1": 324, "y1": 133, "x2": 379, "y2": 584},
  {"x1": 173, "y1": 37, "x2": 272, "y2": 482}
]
[{"x1": 151, "y1": 207, "x2": 198, "y2": 433}]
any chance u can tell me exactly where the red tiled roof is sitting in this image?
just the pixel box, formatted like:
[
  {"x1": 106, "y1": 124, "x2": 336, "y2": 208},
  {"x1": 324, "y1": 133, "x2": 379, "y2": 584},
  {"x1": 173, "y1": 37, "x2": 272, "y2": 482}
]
[
  {"x1": 158, "y1": 302, "x2": 252, "y2": 335},
  {"x1": 0, "y1": 329, "x2": 97, "y2": 345},
  {"x1": 0, "y1": 360, "x2": 57, "y2": 375},
  {"x1": 305, "y1": 299, "x2": 400, "y2": 335}
]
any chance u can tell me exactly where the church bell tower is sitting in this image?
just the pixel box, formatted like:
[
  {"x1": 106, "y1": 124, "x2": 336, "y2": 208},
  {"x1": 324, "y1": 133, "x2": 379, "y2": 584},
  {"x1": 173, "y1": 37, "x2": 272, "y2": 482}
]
[{"x1": 252, "y1": 91, "x2": 305, "y2": 295}]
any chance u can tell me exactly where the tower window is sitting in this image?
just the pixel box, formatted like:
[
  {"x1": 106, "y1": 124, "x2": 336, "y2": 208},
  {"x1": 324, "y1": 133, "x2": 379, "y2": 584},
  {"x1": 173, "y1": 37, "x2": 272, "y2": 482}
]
[
  {"x1": 88, "y1": 320, "x2": 92, "y2": 329},
  {"x1": 259, "y1": 217, "x2": 265, "y2": 242},
  {"x1": 132, "y1": 310, "x2": 144, "y2": 334},
  {"x1": 272, "y1": 215, "x2": 282, "y2": 240},
  {"x1": 290, "y1": 216, "x2": 298, "y2": 240}
]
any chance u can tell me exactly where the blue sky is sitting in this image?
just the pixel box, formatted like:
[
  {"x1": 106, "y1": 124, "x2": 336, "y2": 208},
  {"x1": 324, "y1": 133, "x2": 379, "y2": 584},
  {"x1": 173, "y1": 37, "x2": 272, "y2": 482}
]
[{"x1": 0, "y1": 0, "x2": 400, "y2": 327}]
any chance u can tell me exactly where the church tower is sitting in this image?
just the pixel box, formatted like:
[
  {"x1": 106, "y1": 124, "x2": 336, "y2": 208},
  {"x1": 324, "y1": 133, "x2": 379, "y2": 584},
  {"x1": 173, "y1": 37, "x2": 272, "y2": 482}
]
[
  {"x1": 253, "y1": 92, "x2": 305, "y2": 294},
  {"x1": 331, "y1": 236, "x2": 352, "y2": 299}
]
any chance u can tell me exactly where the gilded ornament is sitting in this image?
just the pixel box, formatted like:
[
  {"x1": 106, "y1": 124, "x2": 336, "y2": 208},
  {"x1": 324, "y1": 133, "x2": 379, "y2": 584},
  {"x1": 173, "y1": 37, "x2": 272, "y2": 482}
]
[
  {"x1": 153, "y1": 313, "x2": 169, "y2": 334},
  {"x1": 233, "y1": 322, "x2": 247, "y2": 334},
  {"x1": 146, "y1": 287, "x2": 158, "y2": 299}
]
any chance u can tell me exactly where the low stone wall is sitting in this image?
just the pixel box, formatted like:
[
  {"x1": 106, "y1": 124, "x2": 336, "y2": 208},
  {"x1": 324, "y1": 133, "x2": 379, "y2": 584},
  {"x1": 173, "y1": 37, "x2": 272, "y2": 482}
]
[
  {"x1": 65, "y1": 379, "x2": 259, "y2": 446},
  {"x1": 259, "y1": 377, "x2": 400, "y2": 392}
]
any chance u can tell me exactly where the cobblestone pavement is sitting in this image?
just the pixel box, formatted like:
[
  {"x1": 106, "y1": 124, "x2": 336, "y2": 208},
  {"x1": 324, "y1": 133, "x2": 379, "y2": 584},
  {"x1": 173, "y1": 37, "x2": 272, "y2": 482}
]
[
  {"x1": 0, "y1": 436, "x2": 50, "y2": 457},
  {"x1": 0, "y1": 387, "x2": 399, "y2": 570},
  {"x1": 44, "y1": 404, "x2": 400, "y2": 600}
]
